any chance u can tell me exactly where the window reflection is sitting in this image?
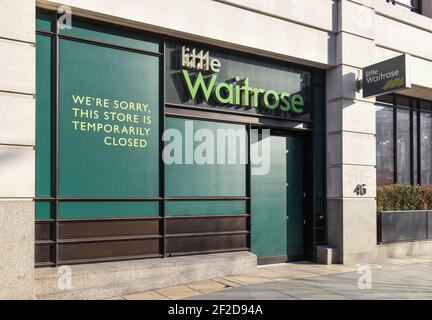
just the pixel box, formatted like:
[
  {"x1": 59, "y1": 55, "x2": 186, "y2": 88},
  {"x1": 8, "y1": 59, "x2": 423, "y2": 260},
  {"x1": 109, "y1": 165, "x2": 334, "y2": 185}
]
[
  {"x1": 413, "y1": 112, "x2": 418, "y2": 183},
  {"x1": 376, "y1": 105, "x2": 394, "y2": 186},
  {"x1": 421, "y1": 112, "x2": 432, "y2": 184},
  {"x1": 376, "y1": 94, "x2": 432, "y2": 186},
  {"x1": 397, "y1": 108, "x2": 411, "y2": 184}
]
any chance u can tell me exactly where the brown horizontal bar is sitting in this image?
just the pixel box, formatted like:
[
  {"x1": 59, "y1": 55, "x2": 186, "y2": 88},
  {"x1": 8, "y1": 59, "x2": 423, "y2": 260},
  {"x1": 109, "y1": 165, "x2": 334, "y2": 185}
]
[
  {"x1": 35, "y1": 261, "x2": 56, "y2": 268},
  {"x1": 57, "y1": 253, "x2": 164, "y2": 266},
  {"x1": 58, "y1": 219, "x2": 160, "y2": 239},
  {"x1": 165, "y1": 214, "x2": 249, "y2": 219},
  {"x1": 167, "y1": 247, "x2": 249, "y2": 257},
  {"x1": 58, "y1": 234, "x2": 162, "y2": 244},
  {"x1": 166, "y1": 233, "x2": 248, "y2": 254},
  {"x1": 58, "y1": 238, "x2": 160, "y2": 261},
  {"x1": 166, "y1": 216, "x2": 248, "y2": 235},
  {"x1": 35, "y1": 243, "x2": 55, "y2": 264},
  {"x1": 35, "y1": 240, "x2": 55, "y2": 245},
  {"x1": 166, "y1": 231, "x2": 249, "y2": 238},
  {"x1": 36, "y1": 222, "x2": 55, "y2": 241}
]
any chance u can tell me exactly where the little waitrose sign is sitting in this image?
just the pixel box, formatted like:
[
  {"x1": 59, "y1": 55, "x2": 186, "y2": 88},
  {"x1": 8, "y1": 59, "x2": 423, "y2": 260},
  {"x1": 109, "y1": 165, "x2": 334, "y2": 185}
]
[
  {"x1": 180, "y1": 46, "x2": 305, "y2": 114},
  {"x1": 362, "y1": 54, "x2": 411, "y2": 98}
]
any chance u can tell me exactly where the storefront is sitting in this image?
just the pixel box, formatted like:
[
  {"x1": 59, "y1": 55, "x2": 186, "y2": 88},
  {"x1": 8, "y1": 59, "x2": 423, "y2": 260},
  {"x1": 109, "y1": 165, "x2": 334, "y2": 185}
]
[
  {"x1": 34, "y1": 10, "x2": 326, "y2": 267},
  {"x1": 5, "y1": 0, "x2": 432, "y2": 300}
]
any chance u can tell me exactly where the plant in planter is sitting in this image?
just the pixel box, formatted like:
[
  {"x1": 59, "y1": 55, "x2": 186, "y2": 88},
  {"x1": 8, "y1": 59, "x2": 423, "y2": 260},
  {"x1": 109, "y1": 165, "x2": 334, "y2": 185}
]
[
  {"x1": 377, "y1": 184, "x2": 431, "y2": 244},
  {"x1": 377, "y1": 184, "x2": 422, "y2": 212},
  {"x1": 418, "y1": 185, "x2": 432, "y2": 210}
]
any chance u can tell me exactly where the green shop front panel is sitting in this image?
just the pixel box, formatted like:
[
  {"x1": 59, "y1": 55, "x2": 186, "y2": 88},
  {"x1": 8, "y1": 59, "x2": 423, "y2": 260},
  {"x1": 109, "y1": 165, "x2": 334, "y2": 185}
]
[
  {"x1": 59, "y1": 17, "x2": 160, "y2": 53},
  {"x1": 164, "y1": 117, "x2": 246, "y2": 197},
  {"x1": 164, "y1": 117, "x2": 248, "y2": 255},
  {"x1": 35, "y1": 33, "x2": 53, "y2": 198},
  {"x1": 251, "y1": 134, "x2": 304, "y2": 263},
  {"x1": 35, "y1": 12, "x2": 324, "y2": 266},
  {"x1": 58, "y1": 39, "x2": 160, "y2": 198},
  {"x1": 35, "y1": 13, "x2": 163, "y2": 265}
]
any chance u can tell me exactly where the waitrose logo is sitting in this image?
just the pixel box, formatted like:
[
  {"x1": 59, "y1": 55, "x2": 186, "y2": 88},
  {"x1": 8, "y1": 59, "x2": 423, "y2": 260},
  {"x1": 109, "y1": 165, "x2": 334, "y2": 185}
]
[
  {"x1": 362, "y1": 54, "x2": 411, "y2": 98},
  {"x1": 364, "y1": 68, "x2": 404, "y2": 91},
  {"x1": 180, "y1": 46, "x2": 305, "y2": 113}
]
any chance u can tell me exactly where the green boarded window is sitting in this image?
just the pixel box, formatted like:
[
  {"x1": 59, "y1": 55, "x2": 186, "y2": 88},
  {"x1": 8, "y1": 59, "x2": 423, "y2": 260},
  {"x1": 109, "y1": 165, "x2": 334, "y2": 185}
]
[
  {"x1": 36, "y1": 34, "x2": 53, "y2": 197},
  {"x1": 36, "y1": 12, "x2": 162, "y2": 212},
  {"x1": 58, "y1": 39, "x2": 160, "y2": 197},
  {"x1": 60, "y1": 18, "x2": 160, "y2": 53},
  {"x1": 36, "y1": 11, "x2": 54, "y2": 32},
  {"x1": 58, "y1": 201, "x2": 159, "y2": 219},
  {"x1": 35, "y1": 201, "x2": 54, "y2": 220},
  {"x1": 165, "y1": 200, "x2": 246, "y2": 216},
  {"x1": 165, "y1": 117, "x2": 247, "y2": 197}
]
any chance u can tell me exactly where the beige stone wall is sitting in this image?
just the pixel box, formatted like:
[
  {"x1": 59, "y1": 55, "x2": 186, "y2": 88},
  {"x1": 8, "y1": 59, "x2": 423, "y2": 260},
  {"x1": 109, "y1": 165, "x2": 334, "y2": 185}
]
[
  {"x1": 38, "y1": 0, "x2": 336, "y2": 68},
  {"x1": 0, "y1": 0, "x2": 35, "y2": 299},
  {"x1": 326, "y1": 0, "x2": 378, "y2": 264}
]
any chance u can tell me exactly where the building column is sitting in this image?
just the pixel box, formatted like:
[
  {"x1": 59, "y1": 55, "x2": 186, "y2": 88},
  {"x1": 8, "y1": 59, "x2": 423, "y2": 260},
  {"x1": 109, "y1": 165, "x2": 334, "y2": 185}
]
[
  {"x1": 325, "y1": 0, "x2": 377, "y2": 264},
  {"x1": 0, "y1": 0, "x2": 36, "y2": 299}
]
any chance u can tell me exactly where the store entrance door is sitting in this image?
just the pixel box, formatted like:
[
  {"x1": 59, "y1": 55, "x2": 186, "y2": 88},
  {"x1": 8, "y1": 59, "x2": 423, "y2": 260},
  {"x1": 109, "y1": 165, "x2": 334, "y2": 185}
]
[{"x1": 251, "y1": 131, "x2": 305, "y2": 264}]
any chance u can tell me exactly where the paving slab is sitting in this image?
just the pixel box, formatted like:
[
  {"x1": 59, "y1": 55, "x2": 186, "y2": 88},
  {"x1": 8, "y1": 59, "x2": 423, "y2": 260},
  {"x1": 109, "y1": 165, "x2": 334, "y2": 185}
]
[
  {"x1": 108, "y1": 255, "x2": 432, "y2": 300},
  {"x1": 156, "y1": 285, "x2": 202, "y2": 300},
  {"x1": 212, "y1": 277, "x2": 242, "y2": 288},
  {"x1": 186, "y1": 280, "x2": 228, "y2": 293},
  {"x1": 197, "y1": 256, "x2": 432, "y2": 300},
  {"x1": 189, "y1": 284, "x2": 297, "y2": 300},
  {"x1": 223, "y1": 275, "x2": 272, "y2": 285},
  {"x1": 123, "y1": 291, "x2": 168, "y2": 300}
]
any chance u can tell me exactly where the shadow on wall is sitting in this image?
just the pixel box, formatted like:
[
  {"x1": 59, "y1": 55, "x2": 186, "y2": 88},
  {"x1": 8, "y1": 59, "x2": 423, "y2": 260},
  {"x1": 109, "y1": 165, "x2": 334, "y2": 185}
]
[{"x1": 327, "y1": 0, "x2": 338, "y2": 67}]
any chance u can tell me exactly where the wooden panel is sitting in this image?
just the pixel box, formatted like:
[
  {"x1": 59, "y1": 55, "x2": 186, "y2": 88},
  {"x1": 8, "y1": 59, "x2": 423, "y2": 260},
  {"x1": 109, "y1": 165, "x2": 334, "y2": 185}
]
[
  {"x1": 58, "y1": 239, "x2": 160, "y2": 261},
  {"x1": 166, "y1": 234, "x2": 247, "y2": 254},
  {"x1": 58, "y1": 219, "x2": 160, "y2": 239},
  {"x1": 36, "y1": 222, "x2": 55, "y2": 241},
  {"x1": 35, "y1": 244, "x2": 55, "y2": 264},
  {"x1": 166, "y1": 216, "x2": 247, "y2": 234}
]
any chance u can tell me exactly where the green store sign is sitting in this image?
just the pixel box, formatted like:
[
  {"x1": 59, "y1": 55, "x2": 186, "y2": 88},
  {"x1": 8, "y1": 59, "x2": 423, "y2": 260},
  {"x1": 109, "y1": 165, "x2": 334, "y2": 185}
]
[{"x1": 180, "y1": 46, "x2": 305, "y2": 113}]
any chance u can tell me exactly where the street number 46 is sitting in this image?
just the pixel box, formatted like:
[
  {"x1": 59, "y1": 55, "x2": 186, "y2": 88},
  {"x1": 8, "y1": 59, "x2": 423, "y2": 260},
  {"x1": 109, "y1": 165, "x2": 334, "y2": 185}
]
[{"x1": 354, "y1": 184, "x2": 367, "y2": 196}]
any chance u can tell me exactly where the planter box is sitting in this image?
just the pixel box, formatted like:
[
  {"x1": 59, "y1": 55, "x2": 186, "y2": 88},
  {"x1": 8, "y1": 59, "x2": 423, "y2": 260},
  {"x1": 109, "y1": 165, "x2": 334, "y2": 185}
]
[
  {"x1": 378, "y1": 210, "x2": 429, "y2": 244},
  {"x1": 429, "y1": 211, "x2": 432, "y2": 240}
]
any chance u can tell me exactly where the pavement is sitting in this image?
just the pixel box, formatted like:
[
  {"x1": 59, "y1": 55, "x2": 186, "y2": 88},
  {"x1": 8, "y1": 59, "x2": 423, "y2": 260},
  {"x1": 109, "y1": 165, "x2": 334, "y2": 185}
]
[{"x1": 112, "y1": 255, "x2": 432, "y2": 300}]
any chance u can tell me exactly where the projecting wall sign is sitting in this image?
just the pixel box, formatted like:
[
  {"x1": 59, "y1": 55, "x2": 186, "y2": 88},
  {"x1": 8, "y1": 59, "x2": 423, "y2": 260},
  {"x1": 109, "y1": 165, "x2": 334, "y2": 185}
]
[{"x1": 362, "y1": 54, "x2": 411, "y2": 98}]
